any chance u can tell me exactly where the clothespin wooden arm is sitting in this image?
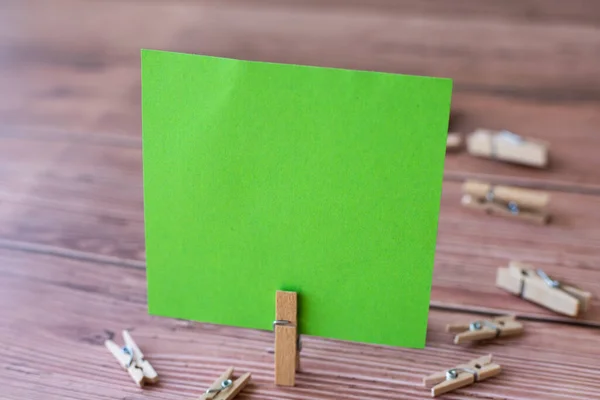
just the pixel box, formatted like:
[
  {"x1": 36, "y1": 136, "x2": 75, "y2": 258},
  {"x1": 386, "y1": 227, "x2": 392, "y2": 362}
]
[
  {"x1": 562, "y1": 285, "x2": 592, "y2": 313},
  {"x1": 466, "y1": 129, "x2": 548, "y2": 168},
  {"x1": 105, "y1": 330, "x2": 158, "y2": 387},
  {"x1": 122, "y1": 330, "x2": 158, "y2": 385},
  {"x1": 423, "y1": 370, "x2": 451, "y2": 388},
  {"x1": 274, "y1": 291, "x2": 299, "y2": 387},
  {"x1": 423, "y1": 354, "x2": 492, "y2": 387},
  {"x1": 199, "y1": 367, "x2": 251, "y2": 400},
  {"x1": 462, "y1": 181, "x2": 549, "y2": 210},
  {"x1": 497, "y1": 262, "x2": 591, "y2": 317},
  {"x1": 447, "y1": 316, "x2": 523, "y2": 344},
  {"x1": 123, "y1": 331, "x2": 144, "y2": 360},
  {"x1": 461, "y1": 180, "x2": 550, "y2": 224},
  {"x1": 461, "y1": 194, "x2": 549, "y2": 224},
  {"x1": 200, "y1": 368, "x2": 233, "y2": 399},
  {"x1": 135, "y1": 360, "x2": 158, "y2": 385},
  {"x1": 105, "y1": 339, "x2": 131, "y2": 369},
  {"x1": 446, "y1": 132, "x2": 463, "y2": 152},
  {"x1": 423, "y1": 355, "x2": 501, "y2": 397}
]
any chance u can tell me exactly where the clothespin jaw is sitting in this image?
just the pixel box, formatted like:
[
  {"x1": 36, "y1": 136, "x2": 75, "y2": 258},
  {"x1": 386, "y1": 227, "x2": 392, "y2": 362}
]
[
  {"x1": 446, "y1": 132, "x2": 463, "y2": 152},
  {"x1": 461, "y1": 180, "x2": 550, "y2": 224},
  {"x1": 423, "y1": 354, "x2": 501, "y2": 397},
  {"x1": 199, "y1": 367, "x2": 251, "y2": 400},
  {"x1": 274, "y1": 290, "x2": 299, "y2": 386},
  {"x1": 446, "y1": 316, "x2": 523, "y2": 344},
  {"x1": 466, "y1": 128, "x2": 548, "y2": 168},
  {"x1": 105, "y1": 330, "x2": 158, "y2": 387},
  {"x1": 496, "y1": 262, "x2": 592, "y2": 317}
]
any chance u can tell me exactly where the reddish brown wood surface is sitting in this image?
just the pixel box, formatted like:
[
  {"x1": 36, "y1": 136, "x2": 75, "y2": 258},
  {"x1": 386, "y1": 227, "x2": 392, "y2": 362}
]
[
  {"x1": 2, "y1": 128, "x2": 599, "y2": 324},
  {"x1": 2, "y1": 0, "x2": 600, "y2": 398},
  {"x1": 1, "y1": 248, "x2": 599, "y2": 400},
  {"x1": 446, "y1": 94, "x2": 600, "y2": 192},
  {"x1": 435, "y1": 182, "x2": 600, "y2": 324},
  {"x1": 2, "y1": 0, "x2": 600, "y2": 190}
]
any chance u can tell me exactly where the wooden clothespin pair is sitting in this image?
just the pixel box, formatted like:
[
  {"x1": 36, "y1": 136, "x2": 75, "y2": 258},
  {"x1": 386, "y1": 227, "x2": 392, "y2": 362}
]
[
  {"x1": 274, "y1": 290, "x2": 300, "y2": 386},
  {"x1": 466, "y1": 129, "x2": 548, "y2": 168},
  {"x1": 446, "y1": 315, "x2": 523, "y2": 344},
  {"x1": 423, "y1": 354, "x2": 501, "y2": 397},
  {"x1": 461, "y1": 180, "x2": 550, "y2": 224},
  {"x1": 497, "y1": 261, "x2": 592, "y2": 317},
  {"x1": 106, "y1": 332, "x2": 251, "y2": 398},
  {"x1": 105, "y1": 330, "x2": 158, "y2": 387},
  {"x1": 199, "y1": 367, "x2": 251, "y2": 400}
]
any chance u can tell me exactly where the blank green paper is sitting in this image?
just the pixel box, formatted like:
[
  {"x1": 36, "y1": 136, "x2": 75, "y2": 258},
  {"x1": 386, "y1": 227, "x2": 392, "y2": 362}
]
[{"x1": 142, "y1": 49, "x2": 452, "y2": 348}]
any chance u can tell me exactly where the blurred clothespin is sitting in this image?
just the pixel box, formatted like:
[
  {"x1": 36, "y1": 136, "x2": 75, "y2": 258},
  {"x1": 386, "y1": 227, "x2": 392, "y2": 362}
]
[
  {"x1": 199, "y1": 367, "x2": 251, "y2": 400},
  {"x1": 423, "y1": 354, "x2": 501, "y2": 397},
  {"x1": 446, "y1": 132, "x2": 463, "y2": 152},
  {"x1": 461, "y1": 180, "x2": 550, "y2": 224},
  {"x1": 497, "y1": 262, "x2": 592, "y2": 317},
  {"x1": 446, "y1": 316, "x2": 523, "y2": 344},
  {"x1": 467, "y1": 129, "x2": 548, "y2": 168},
  {"x1": 105, "y1": 330, "x2": 158, "y2": 387}
]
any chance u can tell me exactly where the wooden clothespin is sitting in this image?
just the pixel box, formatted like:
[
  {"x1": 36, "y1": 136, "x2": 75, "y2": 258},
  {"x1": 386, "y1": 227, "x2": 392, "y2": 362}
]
[
  {"x1": 496, "y1": 261, "x2": 592, "y2": 317},
  {"x1": 105, "y1": 330, "x2": 158, "y2": 387},
  {"x1": 446, "y1": 132, "x2": 463, "y2": 152},
  {"x1": 446, "y1": 315, "x2": 523, "y2": 344},
  {"x1": 423, "y1": 354, "x2": 501, "y2": 397},
  {"x1": 461, "y1": 180, "x2": 550, "y2": 224},
  {"x1": 273, "y1": 290, "x2": 300, "y2": 386},
  {"x1": 466, "y1": 128, "x2": 548, "y2": 168},
  {"x1": 199, "y1": 367, "x2": 251, "y2": 400}
]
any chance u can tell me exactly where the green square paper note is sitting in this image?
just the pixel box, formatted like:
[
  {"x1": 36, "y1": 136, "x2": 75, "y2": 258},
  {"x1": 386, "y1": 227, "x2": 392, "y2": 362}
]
[{"x1": 142, "y1": 50, "x2": 452, "y2": 349}]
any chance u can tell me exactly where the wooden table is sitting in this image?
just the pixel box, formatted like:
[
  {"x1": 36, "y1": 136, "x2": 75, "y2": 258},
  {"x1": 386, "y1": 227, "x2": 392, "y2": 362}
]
[{"x1": 1, "y1": 1, "x2": 599, "y2": 399}]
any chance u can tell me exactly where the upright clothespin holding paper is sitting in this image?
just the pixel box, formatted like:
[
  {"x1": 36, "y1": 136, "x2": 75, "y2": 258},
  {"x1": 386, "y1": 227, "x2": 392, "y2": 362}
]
[
  {"x1": 496, "y1": 261, "x2": 592, "y2": 317},
  {"x1": 446, "y1": 315, "x2": 523, "y2": 344},
  {"x1": 199, "y1": 367, "x2": 251, "y2": 400},
  {"x1": 105, "y1": 330, "x2": 158, "y2": 387},
  {"x1": 273, "y1": 290, "x2": 300, "y2": 386},
  {"x1": 461, "y1": 180, "x2": 550, "y2": 224},
  {"x1": 423, "y1": 354, "x2": 501, "y2": 397},
  {"x1": 466, "y1": 129, "x2": 548, "y2": 168}
]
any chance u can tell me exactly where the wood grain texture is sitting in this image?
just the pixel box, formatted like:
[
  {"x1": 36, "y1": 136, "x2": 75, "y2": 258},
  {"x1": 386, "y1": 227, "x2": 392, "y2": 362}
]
[
  {"x1": 274, "y1": 325, "x2": 297, "y2": 387},
  {"x1": 5, "y1": 0, "x2": 600, "y2": 97},
  {"x1": 424, "y1": 355, "x2": 502, "y2": 397},
  {"x1": 435, "y1": 182, "x2": 600, "y2": 324},
  {"x1": 2, "y1": 2, "x2": 600, "y2": 188},
  {"x1": 275, "y1": 291, "x2": 298, "y2": 386},
  {"x1": 445, "y1": 93, "x2": 600, "y2": 191},
  {"x1": 1, "y1": 247, "x2": 599, "y2": 400},
  {"x1": 2, "y1": 1, "x2": 600, "y2": 398},
  {"x1": 2, "y1": 128, "x2": 599, "y2": 324},
  {"x1": 496, "y1": 263, "x2": 588, "y2": 317},
  {"x1": 466, "y1": 129, "x2": 548, "y2": 168},
  {"x1": 448, "y1": 316, "x2": 524, "y2": 345},
  {"x1": 276, "y1": 291, "x2": 298, "y2": 324}
]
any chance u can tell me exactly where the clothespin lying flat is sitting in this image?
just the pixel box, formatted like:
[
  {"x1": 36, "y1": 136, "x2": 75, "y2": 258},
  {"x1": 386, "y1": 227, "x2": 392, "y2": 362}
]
[
  {"x1": 273, "y1": 290, "x2": 300, "y2": 386},
  {"x1": 466, "y1": 128, "x2": 548, "y2": 168},
  {"x1": 105, "y1": 330, "x2": 158, "y2": 387},
  {"x1": 199, "y1": 367, "x2": 251, "y2": 400},
  {"x1": 461, "y1": 180, "x2": 550, "y2": 224},
  {"x1": 497, "y1": 262, "x2": 592, "y2": 317},
  {"x1": 423, "y1": 354, "x2": 501, "y2": 397},
  {"x1": 446, "y1": 132, "x2": 463, "y2": 152},
  {"x1": 446, "y1": 315, "x2": 523, "y2": 344}
]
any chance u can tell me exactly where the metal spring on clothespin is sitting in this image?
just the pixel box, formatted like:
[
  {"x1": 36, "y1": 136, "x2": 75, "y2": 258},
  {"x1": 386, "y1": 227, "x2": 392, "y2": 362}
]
[{"x1": 497, "y1": 262, "x2": 592, "y2": 317}]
